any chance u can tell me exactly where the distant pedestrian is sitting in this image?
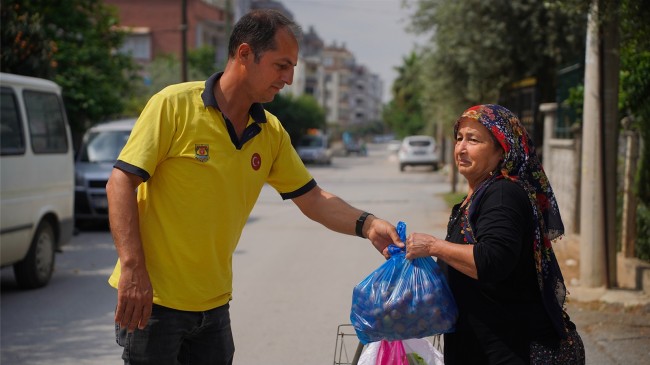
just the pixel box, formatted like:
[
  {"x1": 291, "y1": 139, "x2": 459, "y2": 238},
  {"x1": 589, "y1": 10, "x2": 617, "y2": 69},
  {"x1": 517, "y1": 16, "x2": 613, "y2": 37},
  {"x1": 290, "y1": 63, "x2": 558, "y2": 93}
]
[
  {"x1": 106, "y1": 9, "x2": 401, "y2": 365},
  {"x1": 406, "y1": 104, "x2": 585, "y2": 364}
]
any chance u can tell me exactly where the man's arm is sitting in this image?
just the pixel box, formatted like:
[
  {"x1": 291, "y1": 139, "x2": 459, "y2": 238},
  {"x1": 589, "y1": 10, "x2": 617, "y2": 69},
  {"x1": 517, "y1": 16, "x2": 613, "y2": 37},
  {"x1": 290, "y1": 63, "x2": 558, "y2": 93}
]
[
  {"x1": 291, "y1": 185, "x2": 402, "y2": 257},
  {"x1": 106, "y1": 167, "x2": 152, "y2": 332}
]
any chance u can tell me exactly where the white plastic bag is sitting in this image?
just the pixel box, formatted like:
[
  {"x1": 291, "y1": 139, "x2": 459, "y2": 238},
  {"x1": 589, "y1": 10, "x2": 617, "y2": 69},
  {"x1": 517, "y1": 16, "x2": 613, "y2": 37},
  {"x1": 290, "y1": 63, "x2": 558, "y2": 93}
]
[
  {"x1": 357, "y1": 338, "x2": 444, "y2": 365},
  {"x1": 402, "y1": 338, "x2": 444, "y2": 365},
  {"x1": 357, "y1": 341, "x2": 381, "y2": 365}
]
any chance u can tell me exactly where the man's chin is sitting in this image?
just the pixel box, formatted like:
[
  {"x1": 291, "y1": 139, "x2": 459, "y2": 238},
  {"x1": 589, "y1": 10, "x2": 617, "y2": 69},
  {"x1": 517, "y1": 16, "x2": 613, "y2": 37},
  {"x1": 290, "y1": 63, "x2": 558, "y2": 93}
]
[
  {"x1": 260, "y1": 95, "x2": 275, "y2": 103},
  {"x1": 261, "y1": 92, "x2": 279, "y2": 103}
]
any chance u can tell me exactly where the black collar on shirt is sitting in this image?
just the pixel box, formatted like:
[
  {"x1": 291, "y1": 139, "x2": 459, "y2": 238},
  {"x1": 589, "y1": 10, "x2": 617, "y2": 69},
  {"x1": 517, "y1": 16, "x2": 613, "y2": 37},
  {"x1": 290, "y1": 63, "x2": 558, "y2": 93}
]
[{"x1": 201, "y1": 71, "x2": 267, "y2": 149}]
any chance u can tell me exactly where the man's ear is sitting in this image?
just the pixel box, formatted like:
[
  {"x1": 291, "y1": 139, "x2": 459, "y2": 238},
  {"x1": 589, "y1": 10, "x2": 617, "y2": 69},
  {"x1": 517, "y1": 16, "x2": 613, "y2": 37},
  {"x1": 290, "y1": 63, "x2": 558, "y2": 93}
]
[{"x1": 237, "y1": 43, "x2": 253, "y2": 62}]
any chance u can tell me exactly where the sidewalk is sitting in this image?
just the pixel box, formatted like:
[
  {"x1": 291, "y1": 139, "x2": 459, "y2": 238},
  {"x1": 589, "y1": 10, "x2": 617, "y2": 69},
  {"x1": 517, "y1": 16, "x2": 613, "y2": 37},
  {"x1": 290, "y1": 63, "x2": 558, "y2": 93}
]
[
  {"x1": 554, "y1": 235, "x2": 650, "y2": 364},
  {"x1": 553, "y1": 234, "x2": 650, "y2": 306}
]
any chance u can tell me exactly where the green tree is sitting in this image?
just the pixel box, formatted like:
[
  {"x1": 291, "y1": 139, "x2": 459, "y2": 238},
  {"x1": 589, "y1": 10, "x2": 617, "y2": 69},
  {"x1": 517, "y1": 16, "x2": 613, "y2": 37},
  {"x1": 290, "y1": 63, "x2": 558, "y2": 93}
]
[
  {"x1": 618, "y1": 0, "x2": 650, "y2": 260},
  {"x1": 1, "y1": 0, "x2": 140, "y2": 142},
  {"x1": 263, "y1": 93, "x2": 326, "y2": 145},
  {"x1": 383, "y1": 52, "x2": 427, "y2": 137},
  {"x1": 404, "y1": 0, "x2": 587, "y2": 122},
  {"x1": 124, "y1": 47, "x2": 226, "y2": 116},
  {"x1": 618, "y1": 0, "x2": 650, "y2": 203},
  {"x1": 188, "y1": 45, "x2": 223, "y2": 81}
]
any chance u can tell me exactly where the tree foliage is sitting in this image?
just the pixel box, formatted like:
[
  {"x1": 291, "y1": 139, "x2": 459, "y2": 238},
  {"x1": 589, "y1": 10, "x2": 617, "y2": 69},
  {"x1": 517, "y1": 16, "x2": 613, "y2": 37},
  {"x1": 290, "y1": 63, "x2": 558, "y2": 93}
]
[
  {"x1": 122, "y1": 47, "x2": 226, "y2": 117},
  {"x1": 617, "y1": 0, "x2": 650, "y2": 205},
  {"x1": 403, "y1": 0, "x2": 587, "y2": 125},
  {"x1": 1, "y1": 0, "x2": 140, "y2": 142},
  {"x1": 618, "y1": 0, "x2": 650, "y2": 259},
  {"x1": 263, "y1": 93, "x2": 326, "y2": 145},
  {"x1": 382, "y1": 52, "x2": 427, "y2": 137}
]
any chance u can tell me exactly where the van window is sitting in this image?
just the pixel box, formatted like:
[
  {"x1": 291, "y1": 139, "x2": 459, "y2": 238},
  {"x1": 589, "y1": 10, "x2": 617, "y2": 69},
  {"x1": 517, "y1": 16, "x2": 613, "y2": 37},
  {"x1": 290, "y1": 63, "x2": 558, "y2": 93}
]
[
  {"x1": 23, "y1": 90, "x2": 68, "y2": 154},
  {"x1": 0, "y1": 87, "x2": 26, "y2": 155}
]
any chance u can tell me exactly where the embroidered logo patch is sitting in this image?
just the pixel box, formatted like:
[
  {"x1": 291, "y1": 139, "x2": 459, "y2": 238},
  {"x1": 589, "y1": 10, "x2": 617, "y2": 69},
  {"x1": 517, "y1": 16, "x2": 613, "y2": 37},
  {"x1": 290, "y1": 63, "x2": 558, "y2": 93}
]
[
  {"x1": 251, "y1": 153, "x2": 261, "y2": 171},
  {"x1": 195, "y1": 144, "x2": 209, "y2": 162}
]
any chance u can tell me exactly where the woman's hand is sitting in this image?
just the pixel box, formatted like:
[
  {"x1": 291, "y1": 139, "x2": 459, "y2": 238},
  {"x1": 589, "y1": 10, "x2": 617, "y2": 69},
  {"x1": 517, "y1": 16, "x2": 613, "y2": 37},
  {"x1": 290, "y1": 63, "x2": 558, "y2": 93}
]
[{"x1": 405, "y1": 232, "x2": 437, "y2": 259}]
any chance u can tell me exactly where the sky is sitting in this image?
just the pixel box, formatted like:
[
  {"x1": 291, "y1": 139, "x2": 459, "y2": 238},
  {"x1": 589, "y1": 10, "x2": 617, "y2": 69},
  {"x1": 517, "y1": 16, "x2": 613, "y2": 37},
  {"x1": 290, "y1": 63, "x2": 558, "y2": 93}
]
[{"x1": 279, "y1": 0, "x2": 429, "y2": 103}]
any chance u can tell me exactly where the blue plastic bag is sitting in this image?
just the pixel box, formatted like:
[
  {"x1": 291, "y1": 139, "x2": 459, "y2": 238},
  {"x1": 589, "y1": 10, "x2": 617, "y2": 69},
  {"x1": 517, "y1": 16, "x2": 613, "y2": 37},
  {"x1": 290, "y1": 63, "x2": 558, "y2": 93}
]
[{"x1": 350, "y1": 221, "x2": 457, "y2": 344}]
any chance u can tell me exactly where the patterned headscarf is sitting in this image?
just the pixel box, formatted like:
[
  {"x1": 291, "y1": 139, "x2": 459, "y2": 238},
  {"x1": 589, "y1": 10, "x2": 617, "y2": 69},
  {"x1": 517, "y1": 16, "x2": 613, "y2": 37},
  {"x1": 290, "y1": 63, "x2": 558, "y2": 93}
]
[{"x1": 454, "y1": 104, "x2": 568, "y2": 338}]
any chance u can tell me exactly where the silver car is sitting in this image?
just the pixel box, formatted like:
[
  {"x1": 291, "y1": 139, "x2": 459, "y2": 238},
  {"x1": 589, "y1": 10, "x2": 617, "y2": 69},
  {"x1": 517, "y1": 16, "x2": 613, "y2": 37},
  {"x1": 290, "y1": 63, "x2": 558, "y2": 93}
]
[
  {"x1": 397, "y1": 135, "x2": 440, "y2": 172},
  {"x1": 296, "y1": 134, "x2": 332, "y2": 165},
  {"x1": 74, "y1": 118, "x2": 136, "y2": 226}
]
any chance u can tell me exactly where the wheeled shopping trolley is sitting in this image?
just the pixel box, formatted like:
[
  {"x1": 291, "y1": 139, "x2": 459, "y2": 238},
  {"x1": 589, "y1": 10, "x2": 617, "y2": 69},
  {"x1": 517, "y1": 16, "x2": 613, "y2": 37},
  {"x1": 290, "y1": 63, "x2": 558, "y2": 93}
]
[{"x1": 333, "y1": 324, "x2": 364, "y2": 365}]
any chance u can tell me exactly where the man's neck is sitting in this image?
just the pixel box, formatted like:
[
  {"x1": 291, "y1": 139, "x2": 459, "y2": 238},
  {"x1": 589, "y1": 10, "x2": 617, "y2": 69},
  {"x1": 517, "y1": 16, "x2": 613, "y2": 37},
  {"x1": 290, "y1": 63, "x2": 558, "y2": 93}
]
[{"x1": 214, "y1": 70, "x2": 252, "y2": 129}]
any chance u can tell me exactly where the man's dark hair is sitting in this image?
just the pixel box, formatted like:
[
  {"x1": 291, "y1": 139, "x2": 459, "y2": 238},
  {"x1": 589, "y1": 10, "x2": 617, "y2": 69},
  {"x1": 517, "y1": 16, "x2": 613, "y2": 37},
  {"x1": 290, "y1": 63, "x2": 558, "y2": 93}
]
[{"x1": 228, "y1": 9, "x2": 302, "y2": 62}]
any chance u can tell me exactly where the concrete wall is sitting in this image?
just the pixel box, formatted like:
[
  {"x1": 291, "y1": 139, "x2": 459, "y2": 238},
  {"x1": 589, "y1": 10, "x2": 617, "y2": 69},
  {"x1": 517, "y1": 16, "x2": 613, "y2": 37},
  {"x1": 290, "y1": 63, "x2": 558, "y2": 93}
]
[{"x1": 540, "y1": 103, "x2": 580, "y2": 234}]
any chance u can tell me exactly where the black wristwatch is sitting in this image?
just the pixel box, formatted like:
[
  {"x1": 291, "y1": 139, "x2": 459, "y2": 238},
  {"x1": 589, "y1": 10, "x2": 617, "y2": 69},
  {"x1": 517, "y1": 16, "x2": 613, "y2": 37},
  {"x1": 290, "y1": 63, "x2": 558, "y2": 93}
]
[{"x1": 356, "y1": 212, "x2": 373, "y2": 238}]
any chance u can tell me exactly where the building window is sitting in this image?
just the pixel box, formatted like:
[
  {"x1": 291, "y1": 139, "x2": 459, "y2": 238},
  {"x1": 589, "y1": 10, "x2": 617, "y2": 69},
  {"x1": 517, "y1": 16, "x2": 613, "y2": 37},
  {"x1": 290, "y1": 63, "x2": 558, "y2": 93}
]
[{"x1": 120, "y1": 33, "x2": 152, "y2": 61}]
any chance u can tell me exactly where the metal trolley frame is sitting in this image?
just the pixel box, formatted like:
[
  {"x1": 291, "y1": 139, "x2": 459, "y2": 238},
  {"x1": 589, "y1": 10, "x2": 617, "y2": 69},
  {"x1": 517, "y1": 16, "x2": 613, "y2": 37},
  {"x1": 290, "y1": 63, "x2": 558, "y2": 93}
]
[{"x1": 333, "y1": 324, "x2": 364, "y2": 365}]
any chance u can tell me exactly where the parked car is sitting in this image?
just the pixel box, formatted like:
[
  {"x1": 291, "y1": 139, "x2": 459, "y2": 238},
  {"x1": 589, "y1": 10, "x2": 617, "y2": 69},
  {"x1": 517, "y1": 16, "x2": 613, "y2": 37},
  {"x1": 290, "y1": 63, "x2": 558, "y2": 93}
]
[
  {"x1": 0, "y1": 73, "x2": 74, "y2": 288},
  {"x1": 74, "y1": 118, "x2": 136, "y2": 226},
  {"x1": 296, "y1": 134, "x2": 332, "y2": 165},
  {"x1": 397, "y1": 135, "x2": 440, "y2": 172}
]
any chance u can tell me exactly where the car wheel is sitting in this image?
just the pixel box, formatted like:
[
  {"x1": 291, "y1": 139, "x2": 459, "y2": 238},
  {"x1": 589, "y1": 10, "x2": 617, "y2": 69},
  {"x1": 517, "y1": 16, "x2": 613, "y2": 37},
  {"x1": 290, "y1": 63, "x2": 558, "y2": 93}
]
[
  {"x1": 432, "y1": 163, "x2": 439, "y2": 171},
  {"x1": 13, "y1": 219, "x2": 56, "y2": 289},
  {"x1": 400, "y1": 163, "x2": 406, "y2": 172}
]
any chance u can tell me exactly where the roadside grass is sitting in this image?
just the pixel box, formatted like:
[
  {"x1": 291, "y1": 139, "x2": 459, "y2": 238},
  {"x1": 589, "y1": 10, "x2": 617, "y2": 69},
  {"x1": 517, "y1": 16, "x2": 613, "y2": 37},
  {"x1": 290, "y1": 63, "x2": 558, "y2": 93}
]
[{"x1": 441, "y1": 192, "x2": 466, "y2": 209}]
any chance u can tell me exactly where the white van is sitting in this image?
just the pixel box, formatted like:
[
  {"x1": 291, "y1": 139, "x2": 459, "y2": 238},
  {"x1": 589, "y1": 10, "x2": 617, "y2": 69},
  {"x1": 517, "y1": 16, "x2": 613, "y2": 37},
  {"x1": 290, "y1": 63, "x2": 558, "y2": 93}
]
[{"x1": 0, "y1": 73, "x2": 74, "y2": 289}]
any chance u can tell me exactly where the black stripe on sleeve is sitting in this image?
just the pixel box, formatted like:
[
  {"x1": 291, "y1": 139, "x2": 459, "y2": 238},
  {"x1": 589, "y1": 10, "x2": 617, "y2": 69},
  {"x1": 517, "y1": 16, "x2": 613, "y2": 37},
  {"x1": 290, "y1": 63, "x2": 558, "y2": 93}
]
[
  {"x1": 279, "y1": 179, "x2": 317, "y2": 200},
  {"x1": 114, "y1": 160, "x2": 151, "y2": 182}
]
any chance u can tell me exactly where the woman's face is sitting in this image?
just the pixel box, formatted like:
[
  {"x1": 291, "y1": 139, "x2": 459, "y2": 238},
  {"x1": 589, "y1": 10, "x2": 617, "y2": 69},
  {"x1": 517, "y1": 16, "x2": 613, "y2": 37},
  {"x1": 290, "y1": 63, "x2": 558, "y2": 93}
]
[{"x1": 454, "y1": 118, "x2": 503, "y2": 187}]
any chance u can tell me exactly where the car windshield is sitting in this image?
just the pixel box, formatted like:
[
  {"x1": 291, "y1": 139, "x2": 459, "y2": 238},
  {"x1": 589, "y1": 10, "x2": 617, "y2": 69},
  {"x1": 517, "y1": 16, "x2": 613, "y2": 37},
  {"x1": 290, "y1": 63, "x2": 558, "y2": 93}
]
[
  {"x1": 78, "y1": 130, "x2": 131, "y2": 163},
  {"x1": 409, "y1": 140, "x2": 431, "y2": 147},
  {"x1": 299, "y1": 136, "x2": 325, "y2": 148}
]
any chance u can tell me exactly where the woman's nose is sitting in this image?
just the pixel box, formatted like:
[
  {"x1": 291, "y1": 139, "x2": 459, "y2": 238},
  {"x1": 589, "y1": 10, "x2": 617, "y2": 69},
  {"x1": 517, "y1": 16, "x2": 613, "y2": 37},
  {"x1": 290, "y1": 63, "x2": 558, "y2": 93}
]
[{"x1": 456, "y1": 139, "x2": 466, "y2": 151}]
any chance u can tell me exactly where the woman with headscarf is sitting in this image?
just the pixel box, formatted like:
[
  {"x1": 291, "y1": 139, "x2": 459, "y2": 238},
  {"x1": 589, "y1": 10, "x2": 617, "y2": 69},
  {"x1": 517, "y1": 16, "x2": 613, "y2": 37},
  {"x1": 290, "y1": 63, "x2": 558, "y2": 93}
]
[{"x1": 405, "y1": 104, "x2": 585, "y2": 364}]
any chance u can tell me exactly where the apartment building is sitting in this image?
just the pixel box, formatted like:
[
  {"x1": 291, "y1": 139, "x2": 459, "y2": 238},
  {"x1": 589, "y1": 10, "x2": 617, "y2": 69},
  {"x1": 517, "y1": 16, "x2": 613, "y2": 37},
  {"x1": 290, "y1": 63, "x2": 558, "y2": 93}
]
[
  {"x1": 108, "y1": 0, "x2": 383, "y2": 130},
  {"x1": 104, "y1": 0, "x2": 232, "y2": 69}
]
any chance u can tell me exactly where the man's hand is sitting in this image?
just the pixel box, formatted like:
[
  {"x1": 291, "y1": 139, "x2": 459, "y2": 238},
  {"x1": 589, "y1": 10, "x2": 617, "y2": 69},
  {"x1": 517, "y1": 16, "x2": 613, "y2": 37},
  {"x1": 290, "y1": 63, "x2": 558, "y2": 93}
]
[
  {"x1": 365, "y1": 216, "x2": 404, "y2": 259},
  {"x1": 115, "y1": 265, "x2": 153, "y2": 333}
]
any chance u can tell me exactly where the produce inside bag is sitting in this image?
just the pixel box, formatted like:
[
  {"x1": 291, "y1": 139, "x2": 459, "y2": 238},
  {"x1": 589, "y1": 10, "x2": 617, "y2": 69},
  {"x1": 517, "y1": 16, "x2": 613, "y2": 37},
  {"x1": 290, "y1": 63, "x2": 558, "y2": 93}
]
[{"x1": 350, "y1": 221, "x2": 457, "y2": 344}]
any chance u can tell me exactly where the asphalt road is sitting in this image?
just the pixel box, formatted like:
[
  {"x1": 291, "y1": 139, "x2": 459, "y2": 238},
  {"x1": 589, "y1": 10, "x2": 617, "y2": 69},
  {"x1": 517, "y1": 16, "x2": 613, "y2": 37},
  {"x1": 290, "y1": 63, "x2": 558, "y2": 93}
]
[
  {"x1": 1, "y1": 144, "x2": 449, "y2": 365},
  {"x1": 2, "y1": 143, "x2": 648, "y2": 364}
]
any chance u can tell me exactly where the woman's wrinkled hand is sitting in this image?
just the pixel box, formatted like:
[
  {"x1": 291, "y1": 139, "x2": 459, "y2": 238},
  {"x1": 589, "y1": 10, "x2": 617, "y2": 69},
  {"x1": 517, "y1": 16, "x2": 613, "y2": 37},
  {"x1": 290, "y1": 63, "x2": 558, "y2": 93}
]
[{"x1": 405, "y1": 232, "x2": 437, "y2": 260}]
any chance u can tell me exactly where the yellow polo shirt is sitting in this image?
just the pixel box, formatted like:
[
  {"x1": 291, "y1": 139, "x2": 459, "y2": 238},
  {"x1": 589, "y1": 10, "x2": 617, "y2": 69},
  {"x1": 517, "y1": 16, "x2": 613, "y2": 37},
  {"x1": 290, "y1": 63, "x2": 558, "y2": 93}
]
[{"x1": 108, "y1": 72, "x2": 315, "y2": 311}]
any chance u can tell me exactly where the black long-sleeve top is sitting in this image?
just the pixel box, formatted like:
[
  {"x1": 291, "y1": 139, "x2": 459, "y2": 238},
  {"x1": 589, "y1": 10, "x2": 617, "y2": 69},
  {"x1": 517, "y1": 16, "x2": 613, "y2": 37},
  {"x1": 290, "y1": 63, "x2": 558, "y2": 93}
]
[{"x1": 440, "y1": 179, "x2": 558, "y2": 365}]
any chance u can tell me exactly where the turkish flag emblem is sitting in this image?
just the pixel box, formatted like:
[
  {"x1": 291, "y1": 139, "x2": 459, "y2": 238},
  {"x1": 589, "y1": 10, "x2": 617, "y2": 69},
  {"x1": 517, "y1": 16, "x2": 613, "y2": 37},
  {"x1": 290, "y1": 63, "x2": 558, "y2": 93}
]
[{"x1": 251, "y1": 153, "x2": 261, "y2": 171}]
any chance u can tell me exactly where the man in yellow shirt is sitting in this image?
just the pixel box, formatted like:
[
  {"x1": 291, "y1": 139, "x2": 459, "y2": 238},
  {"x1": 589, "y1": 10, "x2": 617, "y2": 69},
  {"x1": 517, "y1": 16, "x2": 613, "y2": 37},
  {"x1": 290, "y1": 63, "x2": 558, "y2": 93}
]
[{"x1": 106, "y1": 9, "x2": 401, "y2": 365}]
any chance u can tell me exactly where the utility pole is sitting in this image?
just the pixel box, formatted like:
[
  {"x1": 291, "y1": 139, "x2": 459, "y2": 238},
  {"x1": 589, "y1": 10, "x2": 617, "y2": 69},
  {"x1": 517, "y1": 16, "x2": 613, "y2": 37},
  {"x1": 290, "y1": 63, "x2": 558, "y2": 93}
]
[
  {"x1": 602, "y1": 0, "x2": 620, "y2": 288},
  {"x1": 579, "y1": 0, "x2": 607, "y2": 288}
]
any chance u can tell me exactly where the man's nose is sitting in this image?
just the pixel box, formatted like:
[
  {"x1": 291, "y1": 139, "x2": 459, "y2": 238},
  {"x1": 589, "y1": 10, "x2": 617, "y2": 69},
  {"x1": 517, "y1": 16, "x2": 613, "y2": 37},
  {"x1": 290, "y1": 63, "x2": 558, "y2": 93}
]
[{"x1": 282, "y1": 69, "x2": 294, "y2": 85}]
